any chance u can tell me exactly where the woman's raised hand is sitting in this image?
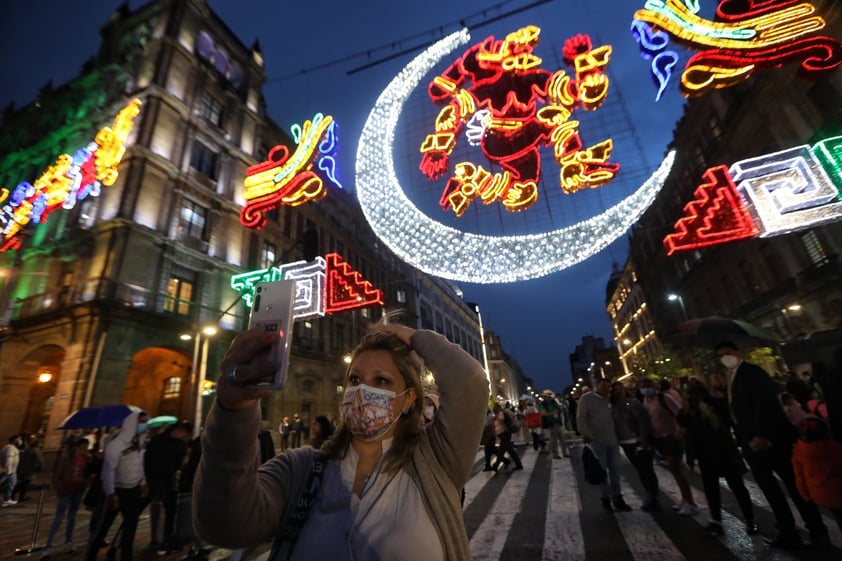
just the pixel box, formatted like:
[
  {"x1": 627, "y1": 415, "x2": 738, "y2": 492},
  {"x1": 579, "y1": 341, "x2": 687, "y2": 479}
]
[
  {"x1": 382, "y1": 323, "x2": 416, "y2": 347},
  {"x1": 216, "y1": 328, "x2": 279, "y2": 411}
]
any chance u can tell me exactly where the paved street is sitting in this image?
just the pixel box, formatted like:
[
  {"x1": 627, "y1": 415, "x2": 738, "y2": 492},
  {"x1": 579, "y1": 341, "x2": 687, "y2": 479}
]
[{"x1": 1, "y1": 442, "x2": 840, "y2": 561}]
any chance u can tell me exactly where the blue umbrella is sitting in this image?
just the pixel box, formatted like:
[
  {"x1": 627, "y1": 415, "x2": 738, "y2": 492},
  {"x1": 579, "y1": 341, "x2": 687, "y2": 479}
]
[{"x1": 56, "y1": 404, "x2": 142, "y2": 430}]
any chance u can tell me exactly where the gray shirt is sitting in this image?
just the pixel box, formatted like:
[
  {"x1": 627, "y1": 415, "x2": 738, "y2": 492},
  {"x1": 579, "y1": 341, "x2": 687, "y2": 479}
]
[{"x1": 576, "y1": 392, "x2": 618, "y2": 446}]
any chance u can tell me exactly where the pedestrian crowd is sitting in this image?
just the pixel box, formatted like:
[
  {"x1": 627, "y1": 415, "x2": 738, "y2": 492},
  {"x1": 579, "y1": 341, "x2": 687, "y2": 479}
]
[
  {"x1": 572, "y1": 339, "x2": 841, "y2": 549},
  {"x1": 3, "y1": 332, "x2": 842, "y2": 560}
]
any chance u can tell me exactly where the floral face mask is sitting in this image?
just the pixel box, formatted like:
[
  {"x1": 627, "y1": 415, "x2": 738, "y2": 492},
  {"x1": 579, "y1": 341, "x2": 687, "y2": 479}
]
[{"x1": 341, "y1": 384, "x2": 409, "y2": 441}]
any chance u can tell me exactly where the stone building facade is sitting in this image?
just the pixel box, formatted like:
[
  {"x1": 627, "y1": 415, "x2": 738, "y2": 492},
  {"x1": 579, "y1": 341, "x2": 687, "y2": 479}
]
[{"x1": 0, "y1": 0, "x2": 485, "y2": 449}]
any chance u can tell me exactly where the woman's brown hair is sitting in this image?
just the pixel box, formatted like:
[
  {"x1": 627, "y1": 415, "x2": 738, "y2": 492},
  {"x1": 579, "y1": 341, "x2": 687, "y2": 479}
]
[{"x1": 321, "y1": 321, "x2": 424, "y2": 472}]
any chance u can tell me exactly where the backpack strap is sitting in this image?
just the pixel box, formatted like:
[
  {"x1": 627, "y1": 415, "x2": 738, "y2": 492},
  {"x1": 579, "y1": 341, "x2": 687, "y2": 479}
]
[{"x1": 270, "y1": 453, "x2": 326, "y2": 561}]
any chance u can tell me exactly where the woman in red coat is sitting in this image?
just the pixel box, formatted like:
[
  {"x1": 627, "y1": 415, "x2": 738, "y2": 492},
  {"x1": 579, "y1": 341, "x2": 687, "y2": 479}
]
[{"x1": 792, "y1": 416, "x2": 842, "y2": 531}]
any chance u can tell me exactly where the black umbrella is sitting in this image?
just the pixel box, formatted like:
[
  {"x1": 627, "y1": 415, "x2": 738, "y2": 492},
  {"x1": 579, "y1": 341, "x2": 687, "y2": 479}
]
[
  {"x1": 56, "y1": 404, "x2": 142, "y2": 430},
  {"x1": 666, "y1": 317, "x2": 777, "y2": 349}
]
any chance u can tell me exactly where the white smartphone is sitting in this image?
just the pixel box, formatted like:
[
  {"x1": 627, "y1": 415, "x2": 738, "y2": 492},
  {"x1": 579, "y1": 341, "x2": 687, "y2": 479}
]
[{"x1": 248, "y1": 280, "x2": 296, "y2": 389}]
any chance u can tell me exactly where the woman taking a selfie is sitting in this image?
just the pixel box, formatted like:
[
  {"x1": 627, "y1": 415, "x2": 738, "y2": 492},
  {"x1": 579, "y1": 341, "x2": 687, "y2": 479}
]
[{"x1": 194, "y1": 320, "x2": 488, "y2": 560}]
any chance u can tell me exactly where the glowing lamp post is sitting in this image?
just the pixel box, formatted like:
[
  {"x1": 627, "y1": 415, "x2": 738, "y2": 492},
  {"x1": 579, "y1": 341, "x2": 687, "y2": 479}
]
[
  {"x1": 180, "y1": 325, "x2": 218, "y2": 435},
  {"x1": 667, "y1": 293, "x2": 687, "y2": 320}
]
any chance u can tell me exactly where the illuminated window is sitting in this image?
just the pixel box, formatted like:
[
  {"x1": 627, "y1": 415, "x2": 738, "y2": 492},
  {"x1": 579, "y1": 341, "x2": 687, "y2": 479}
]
[
  {"x1": 360, "y1": 308, "x2": 370, "y2": 319},
  {"x1": 199, "y1": 93, "x2": 224, "y2": 127},
  {"x1": 262, "y1": 241, "x2": 277, "y2": 268},
  {"x1": 397, "y1": 290, "x2": 407, "y2": 304},
  {"x1": 164, "y1": 268, "x2": 195, "y2": 315},
  {"x1": 180, "y1": 200, "x2": 207, "y2": 240},
  {"x1": 801, "y1": 230, "x2": 829, "y2": 267},
  {"x1": 162, "y1": 376, "x2": 181, "y2": 400},
  {"x1": 190, "y1": 141, "x2": 219, "y2": 179}
]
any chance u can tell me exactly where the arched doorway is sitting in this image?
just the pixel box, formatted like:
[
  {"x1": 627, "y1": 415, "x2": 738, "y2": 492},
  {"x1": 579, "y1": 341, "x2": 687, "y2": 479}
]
[
  {"x1": 123, "y1": 347, "x2": 192, "y2": 418},
  {"x1": 3, "y1": 345, "x2": 66, "y2": 436}
]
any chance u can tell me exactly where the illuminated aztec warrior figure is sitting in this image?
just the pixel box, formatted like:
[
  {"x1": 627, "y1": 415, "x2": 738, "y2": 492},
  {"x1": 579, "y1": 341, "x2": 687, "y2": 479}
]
[{"x1": 418, "y1": 26, "x2": 620, "y2": 217}]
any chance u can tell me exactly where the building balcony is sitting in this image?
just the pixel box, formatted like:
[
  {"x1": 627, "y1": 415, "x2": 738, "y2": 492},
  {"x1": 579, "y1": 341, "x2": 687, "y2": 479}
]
[{"x1": 10, "y1": 278, "x2": 245, "y2": 329}]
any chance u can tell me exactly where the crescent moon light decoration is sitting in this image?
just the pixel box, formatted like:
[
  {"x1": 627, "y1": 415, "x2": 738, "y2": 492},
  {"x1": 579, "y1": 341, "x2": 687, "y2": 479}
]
[{"x1": 355, "y1": 29, "x2": 675, "y2": 284}]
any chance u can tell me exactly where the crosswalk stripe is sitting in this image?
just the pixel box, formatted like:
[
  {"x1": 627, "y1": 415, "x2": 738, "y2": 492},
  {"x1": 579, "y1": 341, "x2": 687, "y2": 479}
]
[
  {"x1": 653, "y1": 463, "x2": 799, "y2": 561},
  {"x1": 469, "y1": 447, "x2": 539, "y2": 561},
  {"x1": 542, "y1": 452, "x2": 585, "y2": 561},
  {"x1": 616, "y1": 475, "x2": 686, "y2": 561},
  {"x1": 734, "y1": 473, "x2": 842, "y2": 546}
]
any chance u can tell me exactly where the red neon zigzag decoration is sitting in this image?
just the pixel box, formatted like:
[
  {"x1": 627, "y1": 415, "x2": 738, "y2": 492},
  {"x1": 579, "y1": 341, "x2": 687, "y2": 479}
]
[
  {"x1": 324, "y1": 252, "x2": 384, "y2": 314},
  {"x1": 663, "y1": 165, "x2": 759, "y2": 255}
]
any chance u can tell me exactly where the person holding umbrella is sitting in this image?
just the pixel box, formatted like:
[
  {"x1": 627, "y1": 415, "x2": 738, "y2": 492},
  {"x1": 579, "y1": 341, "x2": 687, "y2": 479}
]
[{"x1": 84, "y1": 410, "x2": 150, "y2": 561}]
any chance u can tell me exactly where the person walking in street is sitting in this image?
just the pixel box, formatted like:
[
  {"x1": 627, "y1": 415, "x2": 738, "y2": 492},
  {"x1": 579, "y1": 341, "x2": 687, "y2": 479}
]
[
  {"x1": 539, "y1": 390, "x2": 569, "y2": 458},
  {"x1": 792, "y1": 415, "x2": 842, "y2": 531},
  {"x1": 677, "y1": 380, "x2": 757, "y2": 536},
  {"x1": 0, "y1": 435, "x2": 21, "y2": 506},
  {"x1": 492, "y1": 403, "x2": 524, "y2": 471},
  {"x1": 41, "y1": 437, "x2": 91, "y2": 560},
  {"x1": 577, "y1": 378, "x2": 632, "y2": 512},
  {"x1": 194, "y1": 319, "x2": 489, "y2": 560},
  {"x1": 85, "y1": 411, "x2": 150, "y2": 561},
  {"x1": 610, "y1": 382, "x2": 660, "y2": 511},
  {"x1": 639, "y1": 377, "x2": 699, "y2": 515},
  {"x1": 290, "y1": 413, "x2": 304, "y2": 449},
  {"x1": 14, "y1": 434, "x2": 43, "y2": 502},
  {"x1": 481, "y1": 410, "x2": 497, "y2": 471},
  {"x1": 716, "y1": 341, "x2": 829, "y2": 548},
  {"x1": 278, "y1": 416, "x2": 291, "y2": 451},
  {"x1": 144, "y1": 421, "x2": 191, "y2": 555}
]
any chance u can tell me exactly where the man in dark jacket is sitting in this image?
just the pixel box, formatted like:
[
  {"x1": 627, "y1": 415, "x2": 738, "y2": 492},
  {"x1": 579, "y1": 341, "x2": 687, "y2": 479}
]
[
  {"x1": 144, "y1": 422, "x2": 190, "y2": 554},
  {"x1": 716, "y1": 341, "x2": 828, "y2": 548},
  {"x1": 290, "y1": 414, "x2": 304, "y2": 449}
]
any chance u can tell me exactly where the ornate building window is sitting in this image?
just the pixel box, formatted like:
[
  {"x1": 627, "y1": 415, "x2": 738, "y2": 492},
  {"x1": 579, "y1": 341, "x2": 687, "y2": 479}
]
[
  {"x1": 801, "y1": 230, "x2": 829, "y2": 267},
  {"x1": 179, "y1": 200, "x2": 208, "y2": 240},
  {"x1": 190, "y1": 141, "x2": 219, "y2": 179},
  {"x1": 164, "y1": 267, "x2": 196, "y2": 316},
  {"x1": 262, "y1": 241, "x2": 277, "y2": 269},
  {"x1": 162, "y1": 376, "x2": 181, "y2": 400},
  {"x1": 199, "y1": 93, "x2": 224, "y2": 127}
]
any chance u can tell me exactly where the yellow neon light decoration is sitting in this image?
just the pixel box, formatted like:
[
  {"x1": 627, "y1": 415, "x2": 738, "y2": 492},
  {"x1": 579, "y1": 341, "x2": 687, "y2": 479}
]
[
  {"x1": 634, "y1": 1, "x2": 824, "y2": 51},
  {"x1": 94, "y1": 98, "x2": 142, "y2": 186}
]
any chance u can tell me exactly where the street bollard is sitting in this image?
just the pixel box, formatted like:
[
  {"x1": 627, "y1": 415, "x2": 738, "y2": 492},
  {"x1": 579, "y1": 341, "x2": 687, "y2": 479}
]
[{"x1": 14, "y1": 483, "x2": 49, "y2": 556}]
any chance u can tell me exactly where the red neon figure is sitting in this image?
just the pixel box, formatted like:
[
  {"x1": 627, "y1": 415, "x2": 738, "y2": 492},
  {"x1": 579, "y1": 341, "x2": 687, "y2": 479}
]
[
  {"x1": 419, "y1": 26, "x2": 620, "y2": 217},
  {"x1": 663, "y1": 165, "x2": 759, "y2": 255}
]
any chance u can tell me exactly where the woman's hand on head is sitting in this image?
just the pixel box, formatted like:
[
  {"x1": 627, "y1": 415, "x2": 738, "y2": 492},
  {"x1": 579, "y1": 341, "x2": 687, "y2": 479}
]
[
  {"x1": 216, "y1": 328, "x2": 279, "y2": 411},
  {"x1": 382, "y1": 323, "x2": 415, "y2": 347}
]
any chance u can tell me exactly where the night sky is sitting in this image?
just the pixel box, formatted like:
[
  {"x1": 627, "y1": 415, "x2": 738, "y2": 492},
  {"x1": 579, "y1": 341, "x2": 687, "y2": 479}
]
[{"x1": 0, "y1": 0, "x2": 687, "y2": 391}]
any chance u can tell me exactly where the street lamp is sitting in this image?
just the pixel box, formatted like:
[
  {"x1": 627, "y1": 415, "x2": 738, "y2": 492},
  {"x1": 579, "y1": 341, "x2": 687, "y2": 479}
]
[
  {"x1": 667, "y1": 293, "x2": 687, "y2": 320},
  {"x1": 180, "y1": 325, "x2": 218, "y2": 435}
]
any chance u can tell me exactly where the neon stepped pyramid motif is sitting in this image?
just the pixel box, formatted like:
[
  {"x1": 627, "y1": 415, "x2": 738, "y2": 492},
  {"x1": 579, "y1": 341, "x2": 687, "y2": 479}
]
[
  {"x1": 664, "y1": 136, "x2": 842, "y2": 254},
  {"x1": 230, "y1": 253, "x2": 384, "y2": 320}
]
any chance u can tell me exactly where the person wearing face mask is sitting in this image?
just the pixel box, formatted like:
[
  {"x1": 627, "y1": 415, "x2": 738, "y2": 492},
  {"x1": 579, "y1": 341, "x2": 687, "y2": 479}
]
[
  {"x1": 715, "y1": 341, "x2": 829, "y2": 549},
  {"x1": 84, "y1": 411, "x2": 150, "y2": 561},
  {"x1": 194, "y1": 316, "x2": 488, "y2": 561},
  {"x1": 638, "y1": 377, "x2": 698, "y2": 516}
]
